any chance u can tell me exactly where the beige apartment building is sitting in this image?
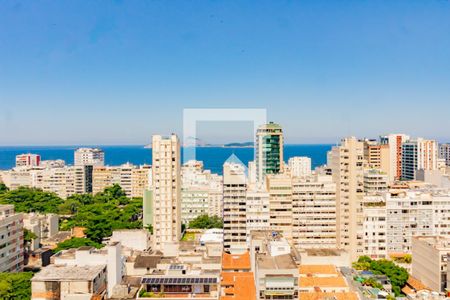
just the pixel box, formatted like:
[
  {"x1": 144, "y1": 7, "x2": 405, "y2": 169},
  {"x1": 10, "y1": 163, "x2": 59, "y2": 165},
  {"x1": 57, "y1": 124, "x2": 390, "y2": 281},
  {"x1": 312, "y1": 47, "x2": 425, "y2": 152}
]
[
  {"x1": 0, "y1": 205, "x2": 24, "y2": 272},
  {"x1": 412, "y1": 236, "x2": 450, "y2": 293},
  {"x1": 266, "y1": 173, "x2": 293, "y2": 240},
  {"x1": 292, "y1": 174, "x2": 337, "y2": 249},
  {"x1": 92, "y1": 164, "x2": 151, "y2": 197},
  {"x1": 363, "y1": 139, "x2": 390, "y2": 175},
  {"x1": 363, "y1": 169, "x2": 388, "y2": 194},
  {"x1": 328, "y1": 137, "x2": 365, "y2": 262},
  {"x1": 245, "y1": 185, "x2": 270, "y2": 246},
  {"x1": 151, "y1": 134, "x2": 181, "y2": 251},
  {"x1": 223, "y1": 154, "x2": 247, "y2": 252}
]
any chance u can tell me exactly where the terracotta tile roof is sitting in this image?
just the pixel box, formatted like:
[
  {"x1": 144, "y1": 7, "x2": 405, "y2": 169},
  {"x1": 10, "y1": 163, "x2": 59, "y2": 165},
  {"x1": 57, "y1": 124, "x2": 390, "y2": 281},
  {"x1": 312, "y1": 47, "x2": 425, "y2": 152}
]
[
  {"x1": 299, "y1": 265, "x2": 338, "y2": 276},
  {"x1": 222, "y1": 252, "x2": 251, "y2": 270},
  {"x1": 220, "y1": 272, "x2": 255, "y2": 300},
  {"x1": 299, "y1": 276, "x2": 348, "y2": 288},
  {"x1": 402, "y1": 276, "x2": 431, "y2": 295},
  {"x1": 299, "y1": 292, "x2": 359, "y2": 300}
]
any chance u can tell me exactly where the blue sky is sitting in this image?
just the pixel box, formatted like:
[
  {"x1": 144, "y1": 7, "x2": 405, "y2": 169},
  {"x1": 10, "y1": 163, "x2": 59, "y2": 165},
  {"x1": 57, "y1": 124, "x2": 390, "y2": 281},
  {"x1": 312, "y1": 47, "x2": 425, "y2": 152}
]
[{"x1": 1, "y1": 1, "x2": 449, "y2": 145}]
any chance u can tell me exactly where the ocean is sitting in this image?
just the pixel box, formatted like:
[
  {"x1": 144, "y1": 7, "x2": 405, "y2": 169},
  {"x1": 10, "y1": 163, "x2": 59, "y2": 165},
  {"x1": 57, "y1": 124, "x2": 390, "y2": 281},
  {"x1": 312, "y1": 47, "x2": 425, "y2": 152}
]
[{"x1": 0, "y1": 145, "x2": 332, "y2": 175}]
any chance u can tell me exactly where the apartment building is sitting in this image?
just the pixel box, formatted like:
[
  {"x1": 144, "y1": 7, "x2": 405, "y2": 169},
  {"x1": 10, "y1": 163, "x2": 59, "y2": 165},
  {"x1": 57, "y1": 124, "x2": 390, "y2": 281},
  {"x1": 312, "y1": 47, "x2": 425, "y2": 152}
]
[
  {"x1": 288, "y1": 156, "x2": 311, "y2": 177},
  {"x1": 256, "y1": 122, "x2": 284, "y2": 182},
  {"x1": 50, "y1": 242, "x2": 123, "y2": 297},
  {"x1": 363, "y1": 139, "x2": 390, "y2": 175},
  {"x1": 223, "y1": 154, "x2": 247, "y2": 252},
  {"x1": 181, "y1": 189, "x2": 209, "y2": 224},
  {"x1": 291, "y1": 174, "x2": 337, "y2": 249},
  {"x1": 386, "y1": 189, "x2": 450, "y2": 254},
  {"x1": 439, "y1": 144, "x2": 450, "y2": 167},
  {"x1": 412, "y1": 236, "x2": 450, "y2": 293},
  {"x1": 245, "y1": 186, "x2": 270, "y2": 245},
  {"x1": 1, "y1": 165, "x2": 93, "y2": 199},
  {"x1": 151, "y1": 134, "x2": 181, "y2": 251},
  {"x1": 362, "y1": 195, "x2": 387, "y2": 259},
  {"x1": 380, "y1": 133, "x2": 410, "y2": 182},
  {"x1": 0, "y1": 168, "x2": 34, "y2": 189},
  {"x1": 327, "y1": 137, "x2": 365, "y2": 262},
  {"x1": 208, "y1": 174, "x2": 223, "y2": 218},
  {"x1": 0, "y1": 205, "x2": 24, "y2": 272},
  {"x1": 74, "y1": 147, "x2": 105, "y2": 166},
  {"x1": 250, "y1": 231, "x2": 299, "y2": 300},
  {"x1": 363, "y1": 169, "x2": 388, "y2": 194},
  {"x1": 16, "y1": 153, "x2": 41, "y2": 167},
  {"x1": 181, "y1": 160, "x2": 223, "y2": 223},
  {"x1": 298, "y1": 265, "x2": 358, "y2": 299},
  {"x1": 132, "y1": 165, "x2": 152, "y2": 198},
  {"x1": 402, "y1": 138, "x2": 438, "y2": 180},
  {"x1": 266, "y1": 173, "x2": 293, "y2": 240},
  {"x1": 92, "y1": 164, "x2": 151, "y2": 197},
  {"x1": 31, "y1": 264, "x2": 107, "y2": 299},
  {"x1": 23, "y1": 213, "x2": 59, "y2": 251}
]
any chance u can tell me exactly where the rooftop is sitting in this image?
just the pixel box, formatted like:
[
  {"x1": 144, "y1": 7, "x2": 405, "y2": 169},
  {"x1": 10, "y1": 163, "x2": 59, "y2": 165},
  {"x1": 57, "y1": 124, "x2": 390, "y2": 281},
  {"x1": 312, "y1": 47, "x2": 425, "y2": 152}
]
[
  {"x1": 298, "y1": 292, "x2": 359, "y2": 300},
  {"x1": 134, "y1": 254, "x2": 163, "y2": 269},
  {"x1": 303, "y1": 248, "x2": 343, "y2": 257},
  {"x1": 299, "y1": 276, "x2": 348, "y2": 288},
  {"x1": 257, "y1": 253, "x2": 297, "y2": 270},
  {"x1": 32, "y1": 264, "x2": 106, "y2": 282},
  {"x1": 299, "y1": 265, "x2": 338, "y2": 276},
  {"x1": 222, "y1": 252, "x2": 251, "y2": 270},
  {"x1": 220, "y1": 272, "x2": 256, "y2": 300},
  {"x1": 413, "y1": 235, "x2": 450, "y2": 250}
]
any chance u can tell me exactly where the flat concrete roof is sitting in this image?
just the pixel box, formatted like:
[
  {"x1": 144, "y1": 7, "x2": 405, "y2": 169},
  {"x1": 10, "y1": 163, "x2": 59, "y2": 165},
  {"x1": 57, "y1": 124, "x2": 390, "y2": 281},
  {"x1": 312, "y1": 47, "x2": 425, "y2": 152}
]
[
  {"x1": 32, "y1": 264, "x2": 106, "y2": 282},
  {"x1": 257, "y1": 254, "x2": 297, "y2": 270}
]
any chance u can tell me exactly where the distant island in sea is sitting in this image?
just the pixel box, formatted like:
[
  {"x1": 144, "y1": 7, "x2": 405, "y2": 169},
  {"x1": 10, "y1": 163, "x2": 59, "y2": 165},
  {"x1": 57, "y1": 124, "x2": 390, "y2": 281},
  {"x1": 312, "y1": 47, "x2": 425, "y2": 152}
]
[{"x1": 145, "y1": 141, "x2": 254, "y2": 148}]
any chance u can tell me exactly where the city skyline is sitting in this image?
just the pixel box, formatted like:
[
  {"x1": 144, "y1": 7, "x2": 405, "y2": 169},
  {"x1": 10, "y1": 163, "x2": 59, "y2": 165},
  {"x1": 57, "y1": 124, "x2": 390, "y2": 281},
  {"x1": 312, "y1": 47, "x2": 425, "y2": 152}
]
[{"x1": 1, "y1": 1, "x2": 450, "y2": 145}]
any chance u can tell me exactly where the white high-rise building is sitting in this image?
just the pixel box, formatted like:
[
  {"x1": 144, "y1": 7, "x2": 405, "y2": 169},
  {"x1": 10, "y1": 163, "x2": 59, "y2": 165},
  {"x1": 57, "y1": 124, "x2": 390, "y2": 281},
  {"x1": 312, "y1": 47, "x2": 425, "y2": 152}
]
[
  {"x1": 380, "y1": 134, "x2": 410, "y2": 182},
  {"x1": 151, "y1": 134, "x2": 181, "y2": 250},
  {"x1": 15, "y1": 153, "x2": 41, "y2": 168},
  {"x1": 180, "y1": 160, "x2": 223, "y2": 223},
  {"x1": 386, "y1": 189, "x2": 450, "y2": 254},
  {"x1": 74, "y1": 148, "x2": 105, "y2": 167},
  {"x1": 288, "y1": 157, "x2": 311, "y2": 178},
  {"x1": 362, "y1": 195, "x2": 387, "y2": 259},
  {"x1": 223, "y1": 154, "x2": 247, "y2": 252},
  {"x1": 0, "y1": 205, "x2": 24, "y2": 272},
  {"x1": 401, "y1": 138, "x2": 438, "y2": 180},
  {"x1": 292, "y1": 174, "x2": 337, "y2": 249},
  {"x1": 327, "y1": 137, "x2": 365, "y2": 262},
  {"x1": 245, "y1": 186, "x2": 270, "y2": 245}
]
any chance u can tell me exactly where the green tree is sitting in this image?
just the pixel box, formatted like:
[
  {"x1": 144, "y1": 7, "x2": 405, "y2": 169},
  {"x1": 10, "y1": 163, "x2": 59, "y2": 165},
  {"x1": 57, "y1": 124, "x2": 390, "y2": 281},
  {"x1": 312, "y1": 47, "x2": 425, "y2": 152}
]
[
  {"x1": 0, "y1": 187, "x2": 63, "y2": 213},
  {"x1": 188, "y1": 215, "x2": 223, "y2": 229},
  {"x1": 54, "y1": 237, "x2": 103, "y2": 253},
  {"x1": 1, "y1": 185, "x2": 143, "y2": 244},
  {"x1": 23, "y1": 229, "x2": 37, "y2": 243},
  {"x1": 0, "y1": 272, "x2": 33, "y2": 299},
  {"x1": 0, "y1": 183, "x2": 9, "y2": 194},
  {"x1": 354, "y1": 256, "x2": 409, "y2": 297}
]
